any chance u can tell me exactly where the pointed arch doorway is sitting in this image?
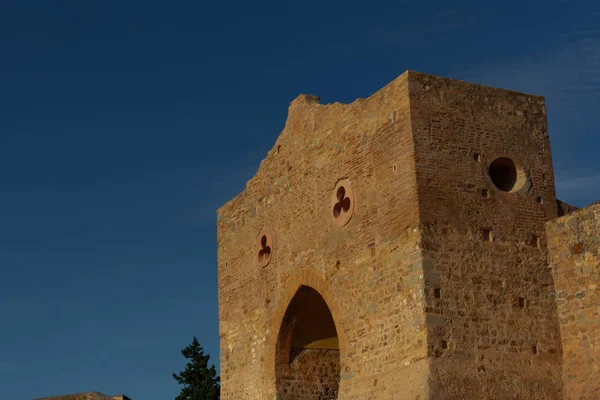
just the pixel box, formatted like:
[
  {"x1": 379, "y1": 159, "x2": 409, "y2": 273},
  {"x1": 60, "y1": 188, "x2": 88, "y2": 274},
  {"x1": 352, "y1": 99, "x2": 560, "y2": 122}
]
[{"x1": 275, "y1": 285, "x2": 341, "y2": 399}]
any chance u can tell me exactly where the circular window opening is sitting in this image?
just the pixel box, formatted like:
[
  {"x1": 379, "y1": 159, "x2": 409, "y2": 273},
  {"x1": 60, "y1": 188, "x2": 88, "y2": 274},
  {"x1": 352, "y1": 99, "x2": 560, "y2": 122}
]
[{"x1": 488, "y1": 158, "x2": 519, "y2": 192}]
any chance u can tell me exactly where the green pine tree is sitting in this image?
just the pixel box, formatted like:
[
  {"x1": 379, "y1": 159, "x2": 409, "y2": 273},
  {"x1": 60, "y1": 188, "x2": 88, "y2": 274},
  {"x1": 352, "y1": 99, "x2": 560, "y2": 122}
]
[{"x1": 172, "y1": 337, "x2": 220, "y2": 400}]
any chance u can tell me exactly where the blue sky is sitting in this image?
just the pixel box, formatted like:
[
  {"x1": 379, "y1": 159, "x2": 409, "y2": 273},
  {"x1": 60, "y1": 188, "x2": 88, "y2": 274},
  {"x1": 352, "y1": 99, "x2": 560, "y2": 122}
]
[{"x1": 1, "y1": 1, "x2": 599, "y2": 399}]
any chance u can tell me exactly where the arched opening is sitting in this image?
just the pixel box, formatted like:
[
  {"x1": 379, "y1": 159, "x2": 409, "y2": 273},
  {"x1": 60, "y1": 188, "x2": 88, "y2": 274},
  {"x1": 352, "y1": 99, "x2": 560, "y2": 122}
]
[{"x1": 275, "y1": 286, "x2": 340, "y2": 399}]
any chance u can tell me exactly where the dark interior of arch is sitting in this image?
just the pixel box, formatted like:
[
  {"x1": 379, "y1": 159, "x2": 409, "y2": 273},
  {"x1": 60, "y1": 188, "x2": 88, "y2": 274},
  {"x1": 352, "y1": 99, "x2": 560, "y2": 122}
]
[
  {"x1": 488, "y1": 157, "x2": 517, "y2": 192},
  {"x1": 275, "y1": 285, "x2": 340, "y2": 399}
]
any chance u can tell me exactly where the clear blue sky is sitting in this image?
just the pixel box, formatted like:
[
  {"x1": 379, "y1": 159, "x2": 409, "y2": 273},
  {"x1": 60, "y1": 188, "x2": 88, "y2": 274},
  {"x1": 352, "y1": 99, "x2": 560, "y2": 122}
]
[{"x1": 1, "y1": 1, "x2": 599, "y2": 399}]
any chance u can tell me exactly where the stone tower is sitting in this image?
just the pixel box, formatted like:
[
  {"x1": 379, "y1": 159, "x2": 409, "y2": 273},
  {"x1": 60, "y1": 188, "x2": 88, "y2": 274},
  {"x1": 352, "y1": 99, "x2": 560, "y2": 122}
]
[{"x1": 216, "y1": 71, "x2": 563, "y2": 399}]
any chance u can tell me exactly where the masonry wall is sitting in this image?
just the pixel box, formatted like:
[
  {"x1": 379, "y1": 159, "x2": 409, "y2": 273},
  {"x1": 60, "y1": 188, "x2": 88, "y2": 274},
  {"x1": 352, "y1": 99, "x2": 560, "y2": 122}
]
[
  {"x1": 547, "y1": 202, "x2": 600, "y2": 400},
  {"x1": 407, "y1": 72, "x2": 563, "y2": 399},
  {"x1": 217, "y1": 72, "x2": 430, "y2": 399},
  {"x1": 277, "y1": 349, "x2": 341, "y2": 399}
]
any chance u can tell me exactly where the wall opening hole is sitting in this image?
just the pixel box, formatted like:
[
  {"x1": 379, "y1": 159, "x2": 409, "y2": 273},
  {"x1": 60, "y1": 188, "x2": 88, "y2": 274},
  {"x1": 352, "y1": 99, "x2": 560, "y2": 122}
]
[
  {"x1": 481, "y1": 229, "x2": 493, "y2": 242},
  {"x1": 337, "y1": 186, "x2": 345, "y2": 201},
  {"x1": 256, "y1": 230, "x2": 273, "y2": 267},
  {"x1": 441, "y1": 341, "x2": 448, "y2": 349},
  {"x1": 530, "y1": 236, "x2": 540, "y2": 248},
  {"x1": 519, "y1": 297, "x2": 527, "y2": 308},
  {"x1": 258, "y1": 238, "x2": 271, "y2": 262},
  {"x1": 532, "y1": 345, "x2": 538, "y2": 355},
  {"x1": 488, "y1": 157, "x2": 518, "y2": 192},
  {"x1": 392, "y1": 164, "x2": 397, "y2": 172},
  {"x1": 536, "y1": 196, "x2": 543, "y2": 204},
  {"x1": 333, "y1": 187, "x2": 351, "y2": 218},
  {"x1": 482, "y1": 189, "x2": 489, "y2": 198},
  {"x1": 473, "y1": 153, "x2": 481, "y2": 162},
  {"x1": 434, "y1": 288, "x2": 441, "y2": 299},
  {"x1": 331, "y1": 179, "x2": 355, "y2": 227}
]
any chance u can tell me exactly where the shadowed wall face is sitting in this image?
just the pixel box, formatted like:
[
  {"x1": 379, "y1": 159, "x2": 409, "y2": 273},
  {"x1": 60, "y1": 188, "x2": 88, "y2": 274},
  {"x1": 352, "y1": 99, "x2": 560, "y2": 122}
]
[{"x1": 276, "y1": 286, "x2": 340, "y2": 399}]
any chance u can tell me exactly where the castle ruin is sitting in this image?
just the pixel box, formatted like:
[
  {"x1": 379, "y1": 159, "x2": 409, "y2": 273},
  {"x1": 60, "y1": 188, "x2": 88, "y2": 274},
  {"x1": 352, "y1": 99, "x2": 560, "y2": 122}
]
[{"x1": 216, "y1": 71, "x2": 600, "y2": 399}]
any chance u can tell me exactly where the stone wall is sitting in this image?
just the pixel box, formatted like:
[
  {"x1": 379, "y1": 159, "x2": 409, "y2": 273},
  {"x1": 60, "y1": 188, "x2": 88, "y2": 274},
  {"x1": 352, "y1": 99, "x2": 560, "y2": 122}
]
[
  {"x1": 408, "y1": 72, "x2": 563, "y2": 399},
  {"x1": 547, "y1": 202, "x2": 600, "y2": 400},
  {"x1": 217, "y1": 71, "x2": 574, "y2": 399},
  {"x1": 217, "y1": 71, "x2": 429, "y2": 399},
  {"x1": 277, "y1": 349, "x2": 341, "y2": 399}
]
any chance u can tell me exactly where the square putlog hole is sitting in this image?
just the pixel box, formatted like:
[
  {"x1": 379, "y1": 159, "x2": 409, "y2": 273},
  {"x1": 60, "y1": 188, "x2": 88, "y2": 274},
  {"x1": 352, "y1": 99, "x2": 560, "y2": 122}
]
[
  {"x1": 482, "y1": 189, "x2": 490, "y2": 198},
  {"x1": 434, "y1": 288, "x2": 441, "y2": 299},
  {"x1": 481, "y1": 229, "x2": 493, "y2": 242},
  {"x1": 530, "y1": 236, "x2": 541, "y2": 248},
  {"x1": 519, "y1": 297, "x2": 527, "y2": 308}
]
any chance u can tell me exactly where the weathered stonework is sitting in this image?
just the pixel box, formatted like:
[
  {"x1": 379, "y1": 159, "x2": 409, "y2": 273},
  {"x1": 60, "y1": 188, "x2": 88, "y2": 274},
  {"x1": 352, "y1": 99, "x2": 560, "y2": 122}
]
[
  {"x1": 217, "y1": 71, "x2": 599, "y2": 399},
  {"x1": 547, "y1": 203, "x2": 600, "y2": 400}
]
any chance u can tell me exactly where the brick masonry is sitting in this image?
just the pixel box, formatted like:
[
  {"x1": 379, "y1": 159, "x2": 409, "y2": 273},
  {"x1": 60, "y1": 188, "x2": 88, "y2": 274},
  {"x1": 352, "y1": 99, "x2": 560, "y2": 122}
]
[
  {"x1": 409, "y1": 72, "x2": 562, "y2": 399},
  {"x1": 217, "y1": 70, "x2": 598, "y2": 399}
]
